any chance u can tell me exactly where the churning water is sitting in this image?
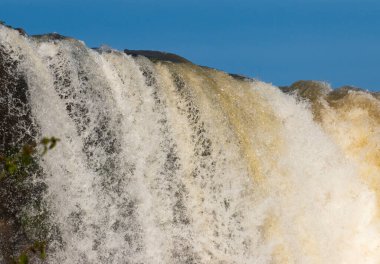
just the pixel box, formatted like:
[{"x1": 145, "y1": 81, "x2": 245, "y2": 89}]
[{"x1": 1, "y1": 25, "x2": 380, "y2": 263}]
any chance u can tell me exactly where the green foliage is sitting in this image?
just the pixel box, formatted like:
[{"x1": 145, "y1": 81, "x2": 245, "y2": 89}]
[
  {"x1": 0, "y1": 137, "x2": 59, "y2": 263},
  {"x1": 0, "y1": 137, "x2": 59, "y2": 181},
  {"x1": 40, "y1": 137, "x2": 60, "y2": 156},
  {"x1": 31, "y1": 241, "x2": 47, "y2": 260},
  {"x1": 11, "y1": 241, "x2": 46, "y2": 264},
  {"x1": 17, "y1": 253, "x2": 28, "y2": 264}
]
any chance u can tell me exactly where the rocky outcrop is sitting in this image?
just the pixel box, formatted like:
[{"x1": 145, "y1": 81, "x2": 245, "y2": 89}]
[
  {"x1": 0, "y1": 29, "x2": 49, "y2": 262},
  {"x1": 0, "y1": 38, "x2": 35, "y2": 262},
  {"x1": 281, "y1": 80, "x2": 378, "y2": 102},
  {"x1": 280, "y1": 80, "x2": 379, "y2": 123},
  {"x1": 124, "y1": 49, "x2": 191, "y2": 63}
]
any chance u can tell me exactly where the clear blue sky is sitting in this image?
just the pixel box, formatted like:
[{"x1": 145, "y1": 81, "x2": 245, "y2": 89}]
[{"x1": 1, "y1": 0, "x2": 379, "y2": 91}]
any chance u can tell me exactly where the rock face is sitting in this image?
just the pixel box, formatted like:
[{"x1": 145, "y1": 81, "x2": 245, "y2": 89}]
[
  {"x1": 280, "y1": 80, "x2": 379, "y2": 120},
  {"x1": 124, "y1": 49, "x2": 191, "y2": 63},
  {"x1": 0, "y1": 32, "x2": 39, "y2": 262},
  {"x1": 281, "y1": 80, "x2": 379, "y2": 102},
  {"x1": 280, "y1": 80, "x2": 332, "y2": 100}
]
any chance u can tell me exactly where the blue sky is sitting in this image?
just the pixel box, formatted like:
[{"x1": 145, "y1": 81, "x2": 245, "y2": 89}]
[{"x1": 1, "y1": 0, "x2": 379, "y2": 91}]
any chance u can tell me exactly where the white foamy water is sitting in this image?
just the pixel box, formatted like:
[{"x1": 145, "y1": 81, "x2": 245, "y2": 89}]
[{"x1": 1, "y1": 25, "x2": 380, "y2": 263}]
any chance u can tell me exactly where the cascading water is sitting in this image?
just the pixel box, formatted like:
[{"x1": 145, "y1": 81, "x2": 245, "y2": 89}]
[{"x1": 0, "y1": 24, "x2": 380, "y2": 263}]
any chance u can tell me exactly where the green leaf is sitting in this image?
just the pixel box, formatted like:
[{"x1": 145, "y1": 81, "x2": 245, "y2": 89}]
[
  {"x1": 6, "y1": 160, "x2": 18, "y2": 175},
  {"x1": 18, "y1": 253, "x2": 28, "y2": 264},
  {"x1": 32, "y1": 241, "x2": 47, "y2": 260},
  {"x1": 40, "y1": 137, "x2": 60, "y2": 155},
  {"x1": 0, "y1": 171, "x2": 5, "y2": 181},
  {"x1": 20, "y1": 154, "x2": 32, "y2": 166},
  {"x1": 49, "y1": 137, "x2": 59, "y2": 150},
  {"x1": 19, "y1": 144, "x2": 35, "y2": 166},
  {"x1": 40, "y1": 138, "x2": 50, "y2": 145},
  {"x1": 40, "y1": 245, "x2": 46, "y2": 260}
]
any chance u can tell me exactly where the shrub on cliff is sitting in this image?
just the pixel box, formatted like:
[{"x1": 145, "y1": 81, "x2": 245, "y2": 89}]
[{"x1": 0, "y1": 137, "x2": 59, "y2": 264}]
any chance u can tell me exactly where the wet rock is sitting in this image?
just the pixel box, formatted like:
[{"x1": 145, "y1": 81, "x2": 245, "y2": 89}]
[
  {"x1": 31, "y1": 33, "x2": 72, "y2": 41},
  {"x1": 124, "y1": 49, "x2": 191, "y2": 63},
  {"x1": 280, "y1": 80, "x2": 331, "y2": 101}
]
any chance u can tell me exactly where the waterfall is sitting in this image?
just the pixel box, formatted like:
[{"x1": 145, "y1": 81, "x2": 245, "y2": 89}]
[{"x1": 1, "y1": 25, "x2": 380, "y2": 264}]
